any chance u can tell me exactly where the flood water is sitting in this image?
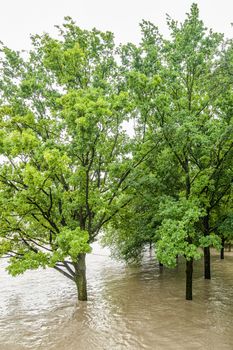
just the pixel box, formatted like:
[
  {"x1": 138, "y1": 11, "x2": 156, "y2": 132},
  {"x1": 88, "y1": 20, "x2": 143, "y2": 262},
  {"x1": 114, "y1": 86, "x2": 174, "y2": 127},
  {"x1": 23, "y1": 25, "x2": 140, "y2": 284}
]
[{"x1": 0, "y1": 244, "x2": 232, "y2": 350}]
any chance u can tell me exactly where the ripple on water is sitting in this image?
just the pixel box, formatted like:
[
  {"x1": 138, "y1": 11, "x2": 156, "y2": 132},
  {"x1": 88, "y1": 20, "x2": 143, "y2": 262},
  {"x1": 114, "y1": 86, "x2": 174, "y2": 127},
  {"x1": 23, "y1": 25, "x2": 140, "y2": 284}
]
[{"x1": 0, "y1": 247, "x2": 233, "y2": 350}]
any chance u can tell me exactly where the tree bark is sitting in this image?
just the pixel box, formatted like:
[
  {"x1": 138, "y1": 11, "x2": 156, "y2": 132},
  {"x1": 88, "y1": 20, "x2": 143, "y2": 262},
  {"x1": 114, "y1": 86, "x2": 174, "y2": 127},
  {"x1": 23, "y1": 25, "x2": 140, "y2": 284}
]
[
  {"x1": 75, "y1": 253, "x2": 87, "y2": 301},
  {"x1": 203, "y1": 214, "x2": 211, "y2": 279},
  {"x1": 149, "y1": 241, "x2": 153, "y2": 256},
  {"x1": 220, "y1": 237, "x2": 225, "y2": 260},
  {"x1": 204, "y1": 246, "x2": 211, "y2": 279},
  {"x1": 184, "y1": 164, "x2": 193, "y2": 300},
  {"x1": 149, "y1": 240, "x2": 152, "y2": 251},
  {"x1": 186, "y1": 258, "x2": 193, "y2": 300}
]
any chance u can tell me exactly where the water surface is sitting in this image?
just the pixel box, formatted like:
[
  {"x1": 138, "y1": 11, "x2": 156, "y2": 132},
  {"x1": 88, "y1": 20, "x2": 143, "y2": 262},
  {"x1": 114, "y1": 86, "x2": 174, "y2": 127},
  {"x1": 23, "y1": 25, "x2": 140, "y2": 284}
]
[{"x1": 0, "y1": 245, "x2": 232, "y2": 350}]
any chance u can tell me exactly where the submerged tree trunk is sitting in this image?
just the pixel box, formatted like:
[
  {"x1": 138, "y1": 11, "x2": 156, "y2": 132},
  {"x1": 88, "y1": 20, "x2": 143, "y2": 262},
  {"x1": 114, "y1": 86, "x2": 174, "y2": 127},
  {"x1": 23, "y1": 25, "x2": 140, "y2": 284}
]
[
  {"x1": 203, "y1": 214, "x2": 211, "y2": 279},
  {"x1": 149, "y1": 241, "x2": 153, "y2": 257},
  {"x1": 74, "y1": 253, "x2": 87, "y2": 301},
  {"x1": 149, "y1": 240, "x2": 152, "y2": 251},
  {"x1": 186, "y1": 258, "x2": 193, "y2": 300},
  {"x1": 204, "y1": 246, "x2": 211, "y2": 279},
  {"x1": 220, "y1": 237, "x2": 225, "y2": 260},
  {"x1": 184, "y1": 167, "x2": 193, "y2": 300}
]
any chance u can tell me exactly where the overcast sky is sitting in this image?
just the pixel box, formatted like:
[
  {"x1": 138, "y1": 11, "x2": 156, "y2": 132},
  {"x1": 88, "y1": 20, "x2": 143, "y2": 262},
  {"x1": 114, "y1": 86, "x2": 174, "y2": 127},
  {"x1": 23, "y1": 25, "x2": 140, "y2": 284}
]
[{"x1": 0, "y1": 0, "x2": 232, "y2": 50}]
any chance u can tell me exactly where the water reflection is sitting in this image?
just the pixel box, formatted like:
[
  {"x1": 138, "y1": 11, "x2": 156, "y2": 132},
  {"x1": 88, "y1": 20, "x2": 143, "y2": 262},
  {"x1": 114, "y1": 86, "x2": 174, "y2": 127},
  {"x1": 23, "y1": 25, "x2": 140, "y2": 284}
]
[{"x1": 0, "y1": 245, "x2": 232, "y2": 350}]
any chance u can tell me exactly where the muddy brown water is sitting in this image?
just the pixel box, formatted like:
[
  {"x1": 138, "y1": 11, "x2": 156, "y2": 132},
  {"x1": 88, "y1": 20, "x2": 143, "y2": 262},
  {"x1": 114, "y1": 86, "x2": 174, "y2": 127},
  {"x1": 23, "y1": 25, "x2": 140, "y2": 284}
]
[{"x1": 0, "y1": 244, "x2": 232, "y2": 350}]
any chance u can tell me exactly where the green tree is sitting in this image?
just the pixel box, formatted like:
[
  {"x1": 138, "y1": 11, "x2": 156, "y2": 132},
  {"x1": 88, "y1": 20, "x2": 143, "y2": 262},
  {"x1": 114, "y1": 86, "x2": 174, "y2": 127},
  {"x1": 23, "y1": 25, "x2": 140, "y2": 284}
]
[
  {"x1": 104, "y1": 4, "x2": 231, "y2": 300},
  {"x1": 147, "y1": 4, "x2": 231, "y2": 299},
  {"x1": 0, "y1": 19, "x2": 137, "y2": 300}
]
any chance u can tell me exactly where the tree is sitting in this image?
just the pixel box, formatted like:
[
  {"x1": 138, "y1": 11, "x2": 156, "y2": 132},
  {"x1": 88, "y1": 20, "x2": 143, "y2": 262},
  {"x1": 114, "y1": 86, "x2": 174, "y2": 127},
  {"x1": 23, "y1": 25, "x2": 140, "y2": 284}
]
[
  {"x1": 0, "y1": 19, "x2": 137, "y2": 300},
  {"x1": 104, "y1": 4, "x2": 231, "y2": 300}
]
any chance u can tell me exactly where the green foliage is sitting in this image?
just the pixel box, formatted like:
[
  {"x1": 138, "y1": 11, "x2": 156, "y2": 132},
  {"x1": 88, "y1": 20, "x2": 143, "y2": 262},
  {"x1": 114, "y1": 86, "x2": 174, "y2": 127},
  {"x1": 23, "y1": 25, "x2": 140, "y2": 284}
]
[
  {"x1": 0, "y1": 19, "x2": 134, "y2": 282},
  {"x1": 7, "y1": 252, "x2": 50, "y2": 276},
  {"x1": 218, "y1": 214, "x2": 233, "y2": 241},
  {"x1": 103, "y1": 3, "x2": 233, "y2": 274},
  {"x1": 156, "y1": 198, "x2": 204, "y2": 266},
  {"x1": 0, "y1": 4, "x2": 232, "y2": 300},
  {"x1": 55, "y1": 228, "x2": 91, "y2": 261},
  {"x1": 199, "y1": 235, "x2": 221, "y2": 250}
]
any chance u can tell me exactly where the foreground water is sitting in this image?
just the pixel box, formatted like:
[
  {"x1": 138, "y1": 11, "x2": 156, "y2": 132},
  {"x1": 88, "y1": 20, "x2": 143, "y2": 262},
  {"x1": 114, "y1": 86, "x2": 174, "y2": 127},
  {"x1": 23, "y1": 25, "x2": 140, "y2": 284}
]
[{"x1": 0, "y1": 245, "x2": 232, "y2": 350}]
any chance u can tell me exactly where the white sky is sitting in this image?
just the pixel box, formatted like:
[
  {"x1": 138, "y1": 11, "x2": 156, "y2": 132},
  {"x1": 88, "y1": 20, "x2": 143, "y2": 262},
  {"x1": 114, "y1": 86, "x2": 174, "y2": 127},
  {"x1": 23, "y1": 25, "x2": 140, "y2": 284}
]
[{"x1": 0, "y1": 0, "x2": 232, "y2": 50}]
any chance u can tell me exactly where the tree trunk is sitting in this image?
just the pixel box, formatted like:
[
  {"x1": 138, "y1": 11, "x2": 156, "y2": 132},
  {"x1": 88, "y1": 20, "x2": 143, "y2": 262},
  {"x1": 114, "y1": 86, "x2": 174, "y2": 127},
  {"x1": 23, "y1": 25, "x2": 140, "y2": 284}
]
[
  {"x1": 149, "y1": 241, "x2": 152, "y2": 251},
  {"x1": 203, "y1": 214, "x2": 211, "y2": 279},
  {"x1": 149, "y1": 241, "x2": 153, "y2": 256},
  {"x1": 220, "y1": 237, "x2": 225, "y2": 260},
  {"x1": 204, "y1": 246, "x2": 211, "y2": 279},
  {"x1": 186, "y1": 258, "x2": 193, "y2": 300},
  {"x1": 75, "y1": 253, "x2": 87, "y2": 301},
  {"x1": 228, "y1": 243, "x2": 231, "y2": 252}
]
